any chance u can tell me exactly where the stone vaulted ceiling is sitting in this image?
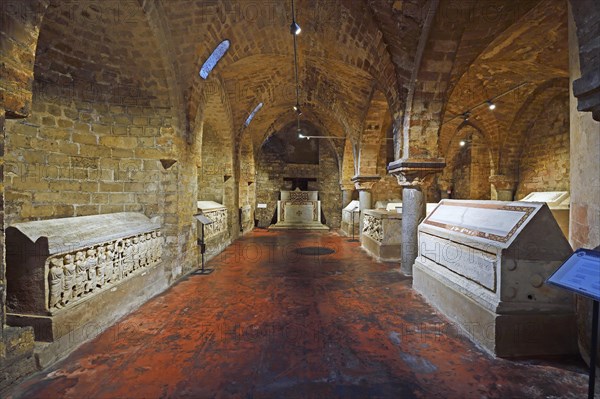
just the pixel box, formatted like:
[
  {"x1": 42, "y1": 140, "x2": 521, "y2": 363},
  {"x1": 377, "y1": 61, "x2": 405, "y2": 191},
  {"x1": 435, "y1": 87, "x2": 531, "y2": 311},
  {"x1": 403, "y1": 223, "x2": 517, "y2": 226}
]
[{"x1": 159, "y1": 0, "x2": 430, "y2": 150}]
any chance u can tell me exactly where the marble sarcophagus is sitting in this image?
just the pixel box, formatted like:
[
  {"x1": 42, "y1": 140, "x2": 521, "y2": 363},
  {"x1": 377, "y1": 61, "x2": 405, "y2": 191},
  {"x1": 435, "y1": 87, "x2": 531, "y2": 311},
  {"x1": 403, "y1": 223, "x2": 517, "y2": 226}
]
[
  {"x1": 6, "y1": 213, "x2": 164, "y2": 356},
  {"x1": 361, "y1": 209, "x2": 402, "y2": 262},
  {"x1": 197, "y1": 200, "x2": 230, "y2": 260},
  {"x1": 413, "y1": 200, "x2": 576, "y2": 357},
  {"x1": 341, "y1": 200, "x2": 359, "y2": 237}
]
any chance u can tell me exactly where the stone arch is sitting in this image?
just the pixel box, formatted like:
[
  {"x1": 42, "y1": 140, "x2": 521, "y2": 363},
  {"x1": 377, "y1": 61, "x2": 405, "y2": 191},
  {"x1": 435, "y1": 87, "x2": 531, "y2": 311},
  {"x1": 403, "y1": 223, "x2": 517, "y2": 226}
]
[
  {"x1": 499, "y1": 78, "x2": 569, "y2": 178},
  {"x1": 196, "y1": 75, "x2": 238, "y2": 239},
  {"x1": 441, "y1": 122, "x2": 494, "y2": 200},
  {"x1": 3, "y1": 0, "x2": 198, "y2": 279},
  {"x1": 514, "y1": 92, "x2": 570, "y2": 199}
]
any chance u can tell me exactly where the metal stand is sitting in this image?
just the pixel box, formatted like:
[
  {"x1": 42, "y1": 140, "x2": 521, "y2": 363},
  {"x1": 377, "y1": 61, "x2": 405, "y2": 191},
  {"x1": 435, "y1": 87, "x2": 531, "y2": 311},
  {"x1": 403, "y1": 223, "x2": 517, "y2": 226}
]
[
  {"x1": 589, "y1": 299, "x2": 599, "y2": 399},
  {"x1": 193, "y1": 213, "x2": 214, "y2": 275}
]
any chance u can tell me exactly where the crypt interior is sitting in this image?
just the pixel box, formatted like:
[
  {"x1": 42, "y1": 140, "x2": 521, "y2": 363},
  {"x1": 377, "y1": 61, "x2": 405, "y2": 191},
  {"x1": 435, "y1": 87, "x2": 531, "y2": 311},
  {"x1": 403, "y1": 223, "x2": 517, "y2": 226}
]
[{"x1": 1, "y1": 0, "x2": 599, "y2": 397}]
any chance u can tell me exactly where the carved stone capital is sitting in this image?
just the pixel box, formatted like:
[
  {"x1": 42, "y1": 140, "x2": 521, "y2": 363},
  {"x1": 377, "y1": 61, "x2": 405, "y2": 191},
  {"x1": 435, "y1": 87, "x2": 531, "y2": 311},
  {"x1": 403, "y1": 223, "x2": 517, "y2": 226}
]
[
  {"x1": 387, "y1": 158, "x2": 445, "y2": 188},
  {"x1": 488, "y1": 174, "x2": 516, "y2": 190},
  {"x1": 351, "y1": 175, "x2": 380, "y2": 191}
]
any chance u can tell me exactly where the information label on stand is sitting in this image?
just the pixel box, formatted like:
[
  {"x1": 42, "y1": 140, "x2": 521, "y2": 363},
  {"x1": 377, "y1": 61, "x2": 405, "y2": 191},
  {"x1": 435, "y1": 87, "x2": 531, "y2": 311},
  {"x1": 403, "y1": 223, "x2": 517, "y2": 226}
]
[{"x1": 547, "y1": 249, "x2": 600, "y2": 301}]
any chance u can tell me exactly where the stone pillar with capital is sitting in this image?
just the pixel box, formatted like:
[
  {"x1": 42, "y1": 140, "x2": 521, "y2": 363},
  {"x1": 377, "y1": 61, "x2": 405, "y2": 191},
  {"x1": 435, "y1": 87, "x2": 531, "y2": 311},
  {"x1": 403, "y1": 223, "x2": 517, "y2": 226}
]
[
  {"x1": 351, "y1": 175, "x2": 381, "y2": 235},
  {"x1": 339, "y1": 183, "x2": 355, "y2": 209},
  {"x1": 388, "y1": 158, "x2": 445, "y2": 276},
  {"x1": 489, "y1": 174, "x2": 516, "y2": 201}
]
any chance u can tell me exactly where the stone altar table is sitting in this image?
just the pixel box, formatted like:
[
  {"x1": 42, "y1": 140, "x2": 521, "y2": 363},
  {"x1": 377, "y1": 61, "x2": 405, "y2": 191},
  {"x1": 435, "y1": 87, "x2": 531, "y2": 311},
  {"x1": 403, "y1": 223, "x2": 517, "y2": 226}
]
[
  {"x1": 413, "y1": 200, "x2": 576, "y2": 357},
  {"x1": 269, "y1": 189, "x2": 328, "y2": 230}
]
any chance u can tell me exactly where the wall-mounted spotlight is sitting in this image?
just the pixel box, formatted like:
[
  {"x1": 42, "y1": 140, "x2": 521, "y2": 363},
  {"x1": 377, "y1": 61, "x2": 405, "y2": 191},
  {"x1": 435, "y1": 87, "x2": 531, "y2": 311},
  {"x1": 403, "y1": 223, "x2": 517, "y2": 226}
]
[
  {"x1": 295, "y1": 106, "x2": 302, "y2": 116},
  {"x1": 290, "y1": 21, "x2": 301, "y2": 35},
  {"x1": 462, "y1": 111, "x2": 471, "y2": 122},
  {"x1": 459, "y1": 140, "x2": 466, "y2": 147},
  {"x1": 487, "y1": 100, "x2": 496, "y2": 110}
]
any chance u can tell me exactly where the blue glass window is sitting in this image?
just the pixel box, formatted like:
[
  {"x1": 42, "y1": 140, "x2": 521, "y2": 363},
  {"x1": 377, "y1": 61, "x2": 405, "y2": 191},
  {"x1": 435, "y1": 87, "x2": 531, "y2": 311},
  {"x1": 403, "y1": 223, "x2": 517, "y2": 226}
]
[
  {"x1": 244, "y1": 103, "x2": 263, "y2": 127},
  {"x1": 199, "y1": 40, "x2": 230, "y2": 79}
]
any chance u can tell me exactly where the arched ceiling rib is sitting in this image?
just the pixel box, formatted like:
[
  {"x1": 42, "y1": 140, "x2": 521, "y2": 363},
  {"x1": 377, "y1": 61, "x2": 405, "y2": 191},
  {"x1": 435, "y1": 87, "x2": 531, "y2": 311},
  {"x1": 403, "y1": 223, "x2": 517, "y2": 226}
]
[{"x1": 160, "y1": 0, "x2": 427, "y2": 143}]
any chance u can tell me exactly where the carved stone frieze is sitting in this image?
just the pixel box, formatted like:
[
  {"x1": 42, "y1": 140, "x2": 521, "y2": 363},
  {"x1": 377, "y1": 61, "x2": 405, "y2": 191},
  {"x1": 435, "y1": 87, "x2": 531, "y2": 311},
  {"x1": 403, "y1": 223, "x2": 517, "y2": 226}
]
[{"x1": 47, "y1": 230, "x2": 163, "y2": 311}]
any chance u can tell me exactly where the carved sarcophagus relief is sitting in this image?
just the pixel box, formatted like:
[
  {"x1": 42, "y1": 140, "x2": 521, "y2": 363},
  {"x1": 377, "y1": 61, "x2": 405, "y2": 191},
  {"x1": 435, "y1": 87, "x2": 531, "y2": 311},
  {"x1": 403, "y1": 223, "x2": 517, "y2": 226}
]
[
  {"x1": 6, "y1": 212, "x2": 163, "y2": 342},
  {"x1": 360, "y1": 209, "x2": 402, "y2": 262}
]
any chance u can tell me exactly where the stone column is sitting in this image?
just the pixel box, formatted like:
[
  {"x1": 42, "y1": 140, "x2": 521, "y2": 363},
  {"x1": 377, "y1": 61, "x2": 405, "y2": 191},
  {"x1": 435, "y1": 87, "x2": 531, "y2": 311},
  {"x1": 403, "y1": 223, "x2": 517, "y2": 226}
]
[
  {"x1": 388, "y1": 159, "x2": 445, "y2": 276},
  {"x1": 489, "y1": 174, "x2": 516, "y2": 201},
  {"x1": 351, "y1": 175, "x2": 381, "y2": 235},
  {"x1": 340, "y1": 183, "x2": 355, "y2": 209}
]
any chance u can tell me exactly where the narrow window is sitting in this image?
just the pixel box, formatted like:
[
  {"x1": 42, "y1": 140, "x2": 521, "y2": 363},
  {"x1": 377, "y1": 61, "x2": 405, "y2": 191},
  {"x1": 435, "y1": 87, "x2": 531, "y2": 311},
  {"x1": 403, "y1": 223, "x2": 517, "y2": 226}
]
[
  {"x1": 199, "y1": 40, "x2": 230, "y2": 79},
  {"x1": 244, "y1": 103, "x2": 263, "y2": 127}
]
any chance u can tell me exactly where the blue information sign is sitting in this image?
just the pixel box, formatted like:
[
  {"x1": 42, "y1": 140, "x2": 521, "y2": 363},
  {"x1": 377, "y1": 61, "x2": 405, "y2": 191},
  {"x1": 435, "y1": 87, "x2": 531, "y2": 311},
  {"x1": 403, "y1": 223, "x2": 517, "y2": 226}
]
[{"x1": 547, "y1": 248, "x2": 600, "y2": 301}]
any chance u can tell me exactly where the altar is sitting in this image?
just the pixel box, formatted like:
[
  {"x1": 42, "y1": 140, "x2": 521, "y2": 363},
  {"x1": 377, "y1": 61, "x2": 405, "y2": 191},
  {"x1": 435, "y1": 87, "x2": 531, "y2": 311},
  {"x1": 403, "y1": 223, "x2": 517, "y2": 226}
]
[{"x1": 269, "y1": 189, "x2": 329, "y2": 230}]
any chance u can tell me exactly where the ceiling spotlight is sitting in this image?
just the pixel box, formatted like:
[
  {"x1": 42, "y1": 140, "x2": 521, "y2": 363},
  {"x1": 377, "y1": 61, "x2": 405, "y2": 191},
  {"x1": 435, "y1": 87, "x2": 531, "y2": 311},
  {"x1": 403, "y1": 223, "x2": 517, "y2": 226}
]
[
  {"x1": 290, "y1": 21, "x2": 301, "y2": 35},
  {"x1": 487, "y1": 100, "x2": 496, "y2": 110},
  {"x1": 295, "y1": 107, "x2": 302, "y2": 116},
  {"x1": 459, "y1": 140, "x2": 466, "y2": 147},
  {"x1": 462, "y1": 111, "x2": 471, "y2": 121}
]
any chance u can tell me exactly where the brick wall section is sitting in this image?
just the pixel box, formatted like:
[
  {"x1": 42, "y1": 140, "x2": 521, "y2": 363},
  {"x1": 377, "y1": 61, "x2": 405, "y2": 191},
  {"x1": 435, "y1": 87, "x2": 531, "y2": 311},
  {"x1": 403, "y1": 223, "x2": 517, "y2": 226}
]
[
  {"x1": 469, "y1": 135, "x2": 491, "y2": 200},
  {"x1": 199, "y1": 124, "x2": 230, "y2": 203},
  {"x1": 0, "y1": 0, "x2": 48, "y2": 117},
  {"x1": 515, "y1": 95, "x2": 570, "y2": 199},
  {"x1": 372, "y1": 138, "x2": 401, "y2": 204}
]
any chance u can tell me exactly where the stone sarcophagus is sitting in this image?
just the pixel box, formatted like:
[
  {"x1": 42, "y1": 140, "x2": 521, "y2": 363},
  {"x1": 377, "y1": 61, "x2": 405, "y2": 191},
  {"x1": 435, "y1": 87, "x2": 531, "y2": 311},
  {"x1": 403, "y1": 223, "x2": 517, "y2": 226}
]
[
  {"x1": 413, "y1": 200, "x2": 576, "y2": 357},
  {"x1": 361, "y1": 209, "x2": 402, "y2": 262},
  {"x1": 341, "y1": 200, "x2": 359, "y2": 237},
  {"x1": 6, "y1": 213, "x2": 164, "y2": 346},
  {"x1": 197, "y1": 201, "x2": 230, "y2": 259},
  {"x1": 521, "y1": 191, "x2": 570, "y2": 238},
  {"x1": 240, "y1": 205, "x2": 253, "y2": 234}
]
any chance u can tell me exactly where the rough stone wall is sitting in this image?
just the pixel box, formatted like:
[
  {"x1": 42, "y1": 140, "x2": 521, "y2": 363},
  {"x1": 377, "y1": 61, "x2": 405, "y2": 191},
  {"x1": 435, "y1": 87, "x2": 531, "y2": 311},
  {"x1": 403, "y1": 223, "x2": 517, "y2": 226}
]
[
  {"x1": 256, "y1": 140, "x2": 341, "y2": 229},
  {"x1": 469, "y1": 135, "x2": 491, "y2": 200},
  {"x1": 515, "y1": 95, "x2": 570, "y2": 199},
  {"x1": 199, "y1": 124, "x2": 229, "y2": 204},
  {"x1": 372, "y1": 139, "x2": 401, "y2": 204},
  {"x1": 5, "y1": 101, "x2": 176, "y2": 222},
  {"x1": 451, "y1": 148, "x2": 471, "y2": 199},
  {"x1": 569, "y1": 5, "x2": 600, "y2": 369}
]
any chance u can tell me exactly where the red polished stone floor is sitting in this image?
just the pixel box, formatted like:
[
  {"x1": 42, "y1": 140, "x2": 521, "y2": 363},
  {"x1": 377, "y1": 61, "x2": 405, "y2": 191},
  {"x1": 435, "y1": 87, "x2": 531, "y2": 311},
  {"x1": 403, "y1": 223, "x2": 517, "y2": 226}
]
[{"x1": 8, "y1": 230, "x2": 589, "y2": 398}]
